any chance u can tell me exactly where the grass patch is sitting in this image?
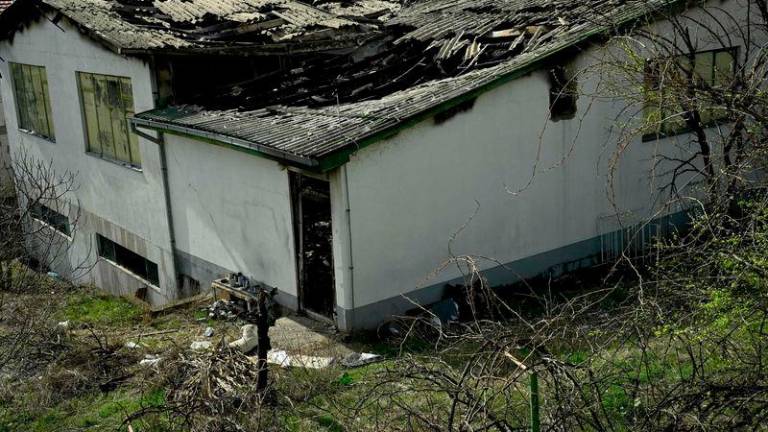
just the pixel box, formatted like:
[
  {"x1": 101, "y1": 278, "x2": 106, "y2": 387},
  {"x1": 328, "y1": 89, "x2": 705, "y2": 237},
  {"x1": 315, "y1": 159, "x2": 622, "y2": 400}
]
[
  {"x1": 58, "y1": 290, "x2": 145, "y2": 327},
  {"x1": 0, "y1": 388, "x2": 167, "y2": 432}
]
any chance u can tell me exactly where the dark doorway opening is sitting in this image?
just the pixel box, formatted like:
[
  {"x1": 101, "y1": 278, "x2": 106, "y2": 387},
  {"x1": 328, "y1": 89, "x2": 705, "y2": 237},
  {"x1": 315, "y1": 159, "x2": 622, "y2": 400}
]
[{"x1": 290, "y1": 173, "x2": 336, "y2": 320}]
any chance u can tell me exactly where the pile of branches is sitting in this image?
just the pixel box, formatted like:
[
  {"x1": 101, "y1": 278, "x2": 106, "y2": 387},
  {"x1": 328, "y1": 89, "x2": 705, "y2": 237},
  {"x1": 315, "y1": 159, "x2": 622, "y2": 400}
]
[{"x1": 138, "y1": 344, "x2": 275, "y2": 432}]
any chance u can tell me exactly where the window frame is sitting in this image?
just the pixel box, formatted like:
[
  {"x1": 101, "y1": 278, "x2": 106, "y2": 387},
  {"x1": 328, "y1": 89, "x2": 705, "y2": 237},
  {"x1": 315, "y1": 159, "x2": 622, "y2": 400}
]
[
  {"x1": 96, "y1": 234, "x2": 160, "y2": 286},
  {"x1": 29, "y1": 203, "x2": 71, "y2": 237},
  {"x1": 548, "y1": 64, "x2": 578, "y2": 121},
  {"x1": 642, "y1": 46, "x2": 739, "y2": 142},
  {"x1": 76, "y1": 71, "x2": 142, "y2": 170},
  {"x1": 9, "y1": 62, "x2": 56, "y2": 142}
]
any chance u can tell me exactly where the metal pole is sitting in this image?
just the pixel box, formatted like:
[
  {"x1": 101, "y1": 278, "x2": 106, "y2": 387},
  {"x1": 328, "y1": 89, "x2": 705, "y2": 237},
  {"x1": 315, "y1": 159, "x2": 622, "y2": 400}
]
[
  {"x1": 255, "y1": 289, "x2": 270, "y2": 394},
  {"x1": 530, "y1": 372, "x2": 541, "y2": 432}
]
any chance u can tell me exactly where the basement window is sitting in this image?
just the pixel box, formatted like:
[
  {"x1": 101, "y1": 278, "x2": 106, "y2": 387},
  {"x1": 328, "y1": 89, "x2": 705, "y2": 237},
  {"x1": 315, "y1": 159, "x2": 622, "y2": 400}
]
[
  {"x1": 10, "y1": 63, "x2": 55, "y2": 140},
  {"x1": 30, "y1": 203, "x2": 70, "y2": 236},
  {"x1": 77, "y1": 72, "x2": 141, "y2": 168},
  {"x1": 97, "y1": 234, "x2": 159, "y2": 286},
  {"x1": 548, "y1": 65, "x2": 578, "y2": 121}
]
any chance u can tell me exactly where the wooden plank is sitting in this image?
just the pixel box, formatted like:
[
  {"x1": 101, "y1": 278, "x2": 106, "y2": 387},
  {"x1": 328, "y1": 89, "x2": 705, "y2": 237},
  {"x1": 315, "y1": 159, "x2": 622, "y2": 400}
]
[
  {"x1": 212, "y1": 279, "x2": 259, "y2": 301},
  {"x1": 488, "y1": 28, "x2": 522, "y2": 39},
  {"x1": 111, "y1": 77, "x2": 131, "y2": 163},
  {"x1": 11, "y1": 64, "x2": 30, "y2": 131},
  {"x1": 30, "y1": 67, "x2": 50, "y2": 137},
  {"x1": 79, "y1": 73, "x2": 102, "y2": 154},
  {"x1": 94, "y1": 75, "x2": 117, "y2": 159},
  {"x1": 40, "y1": 68, "x2": 55, "y2": 139},
  {"x1": 21, "y1": 64, "x2": 39, "y2": 133},
  {"x1": 120, "y1": 78, "x2": 142, "y2": 166}
]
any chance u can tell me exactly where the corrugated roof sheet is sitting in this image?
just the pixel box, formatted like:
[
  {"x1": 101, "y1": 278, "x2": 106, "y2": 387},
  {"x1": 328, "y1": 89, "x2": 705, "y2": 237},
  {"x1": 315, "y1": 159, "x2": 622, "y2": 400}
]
[
  {"x1": 134, "y1": 0, "x2": 680, "y2": 168},
  {"x1": 2, "y1": 0, "x2": 397, "y2": 53}
]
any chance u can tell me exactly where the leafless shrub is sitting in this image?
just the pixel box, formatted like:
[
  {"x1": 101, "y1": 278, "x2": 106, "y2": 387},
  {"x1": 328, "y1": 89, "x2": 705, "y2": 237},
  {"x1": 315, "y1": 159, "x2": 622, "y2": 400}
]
[{"x1": 129, "y1": 344, "x2": 279, "y2": 432}]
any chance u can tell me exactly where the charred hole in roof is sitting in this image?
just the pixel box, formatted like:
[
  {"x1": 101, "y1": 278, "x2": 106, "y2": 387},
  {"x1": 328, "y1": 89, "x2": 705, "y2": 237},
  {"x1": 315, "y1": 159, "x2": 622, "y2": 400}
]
[{"x1": 167, "y1": 0, "x2": 644, "y2": 113}]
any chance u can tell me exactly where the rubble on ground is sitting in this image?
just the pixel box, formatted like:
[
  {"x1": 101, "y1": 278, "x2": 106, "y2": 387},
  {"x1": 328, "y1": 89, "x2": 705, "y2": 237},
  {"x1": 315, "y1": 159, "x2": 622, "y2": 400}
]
[
  {"x1": 228, "y1": 324, "x2": 258, "y2": 353},
  {"x1": 190, "y1": 340, "x2": 213, "y2": 351},
  {"x1": 139, "y1": 354, "x2": 162, "y2": 368},
  {"x1": 205, "y1": 300, "x2": 240, "y2": 320},
  {"x1": 264, "y1": 349, "x2": 336, "y2": 369},
  {"x1": 341, "y1": 352, "x2": 382, "y2": 368}
]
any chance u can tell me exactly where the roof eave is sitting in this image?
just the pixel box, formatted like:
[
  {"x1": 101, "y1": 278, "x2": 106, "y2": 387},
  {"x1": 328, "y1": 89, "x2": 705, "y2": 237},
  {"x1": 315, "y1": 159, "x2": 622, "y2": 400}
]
[{"x1": 130, "y1": 116, "x2": 321, "y2": 170}]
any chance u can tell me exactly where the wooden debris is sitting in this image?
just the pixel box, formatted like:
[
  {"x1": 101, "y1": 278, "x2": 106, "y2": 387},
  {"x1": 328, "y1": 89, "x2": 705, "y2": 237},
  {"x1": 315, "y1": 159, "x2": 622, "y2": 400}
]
[{"x1": 488, "y1": 28, "x2": 523, "y2": 39}]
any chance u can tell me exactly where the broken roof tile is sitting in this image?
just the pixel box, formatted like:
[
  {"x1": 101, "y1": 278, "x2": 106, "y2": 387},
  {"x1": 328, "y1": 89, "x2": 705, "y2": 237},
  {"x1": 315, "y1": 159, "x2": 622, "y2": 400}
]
[{"x1": 3, "y1": 0, "x2": 384, "y2": 52}]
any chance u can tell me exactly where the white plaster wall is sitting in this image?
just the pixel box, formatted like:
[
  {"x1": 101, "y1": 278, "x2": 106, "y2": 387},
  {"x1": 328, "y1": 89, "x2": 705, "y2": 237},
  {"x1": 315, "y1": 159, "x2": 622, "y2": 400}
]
[
  {"x1": 342, "y1": 72, "x2": 617, "y2": 308},
  {"x1": 340, "y1": 0, "x2": 749, "y2": 310},
  {"x1": 164, "y1": 135, "x2": 299, "y2": 300},
  {"x1": 0, "y1": 16, "x2": 176, "y2": 302}
]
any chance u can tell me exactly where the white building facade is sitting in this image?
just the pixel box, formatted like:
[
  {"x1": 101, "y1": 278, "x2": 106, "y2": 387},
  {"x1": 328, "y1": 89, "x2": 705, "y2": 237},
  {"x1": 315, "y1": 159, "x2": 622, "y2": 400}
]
[{"x1": 0, "y1": 16, "x2": 176, "y2": 305}]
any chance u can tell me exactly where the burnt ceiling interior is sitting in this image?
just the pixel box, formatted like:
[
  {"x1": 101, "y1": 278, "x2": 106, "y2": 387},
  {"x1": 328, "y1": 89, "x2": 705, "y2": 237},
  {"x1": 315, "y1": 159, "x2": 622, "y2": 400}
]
[{"x1": 146, "y1": 0, "x2": 637, "y2": 110}]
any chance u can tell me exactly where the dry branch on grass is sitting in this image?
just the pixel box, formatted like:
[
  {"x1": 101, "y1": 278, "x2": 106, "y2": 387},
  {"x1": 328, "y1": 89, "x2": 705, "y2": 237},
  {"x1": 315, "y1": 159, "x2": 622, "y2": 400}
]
[{"x1": 129, "y1": 344, "x2": 277, "y2": 432}]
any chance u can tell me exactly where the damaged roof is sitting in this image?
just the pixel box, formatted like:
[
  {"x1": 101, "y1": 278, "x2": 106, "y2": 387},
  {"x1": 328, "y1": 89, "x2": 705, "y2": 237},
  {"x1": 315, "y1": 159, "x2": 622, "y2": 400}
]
[
  {"x1": 0, "y1": 0, "x2": 683, "y2": 170},
  {"x1": 133, "y1": 0, "x2": 682, "y2": 169},
  {"x1": 0, "y1": 0, "x2": 400, "y2": 53}
]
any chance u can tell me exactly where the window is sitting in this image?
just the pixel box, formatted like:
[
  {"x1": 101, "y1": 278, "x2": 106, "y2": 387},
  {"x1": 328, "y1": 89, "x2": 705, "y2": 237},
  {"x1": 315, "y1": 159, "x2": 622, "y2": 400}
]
[
  {"x1": 644, "y1": 47, "x2": 737, "y2": 138},
  {"x1": 30, "y1": 203, "x2": 70, "y2": 236},
  {"x1": 10, "y1": 63, "x2": 55, "y2": 140},
  {"x1": 549, "y1": 65, "x2": 578, "y2": 120},
  {"x1": 77, "y1": 72, "x2": 141, "y2": 167},
  {"x1": 97, "y1": 234, "x2": 159, "y2": 285}
]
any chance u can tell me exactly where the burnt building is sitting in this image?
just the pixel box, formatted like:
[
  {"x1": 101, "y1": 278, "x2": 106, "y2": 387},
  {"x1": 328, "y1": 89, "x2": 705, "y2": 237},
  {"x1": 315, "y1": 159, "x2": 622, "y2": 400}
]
[{"x1": 0, "y1": 0, "x2": 751, "y2": 329}]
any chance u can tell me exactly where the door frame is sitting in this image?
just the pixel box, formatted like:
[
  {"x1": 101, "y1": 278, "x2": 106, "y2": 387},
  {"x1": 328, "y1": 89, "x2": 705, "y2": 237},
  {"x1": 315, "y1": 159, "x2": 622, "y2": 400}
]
[{"x1": 289, "y1": 170, "x2": 336, "y2": 323}]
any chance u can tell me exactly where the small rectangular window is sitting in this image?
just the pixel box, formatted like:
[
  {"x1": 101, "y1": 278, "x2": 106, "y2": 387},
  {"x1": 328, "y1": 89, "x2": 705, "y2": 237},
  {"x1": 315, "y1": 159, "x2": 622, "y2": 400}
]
[
  {"x1": 97, "y1": 234, "x2": 159, "y2": 286},
  {"x1": 10, "y1": 63, "x2": 55, "y2": 140},
  {"x1": 644, "y1": 47, "x2": 737, "y2": 138},
  {"x1": 78, "y1": 72, "x2": 141, "y2": 167},
  {"x1": 30, "y1": 203, "x2": 70, "y2": 236},
  {"x1": 549, "y1": 65, "x2": 578, "y2": 121}
]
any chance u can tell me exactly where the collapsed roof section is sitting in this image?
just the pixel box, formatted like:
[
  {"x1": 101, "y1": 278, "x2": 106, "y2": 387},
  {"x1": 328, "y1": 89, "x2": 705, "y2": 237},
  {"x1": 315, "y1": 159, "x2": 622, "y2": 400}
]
[
  {"x1": 162, "y1": 0, "x2": 643, "y2": 111},
  {"x1": 133, "y1": 0, "x2": 682, "y2": 170},
  {"x1": 0, "y1": 0, "x2": 400, "y2": 53}
]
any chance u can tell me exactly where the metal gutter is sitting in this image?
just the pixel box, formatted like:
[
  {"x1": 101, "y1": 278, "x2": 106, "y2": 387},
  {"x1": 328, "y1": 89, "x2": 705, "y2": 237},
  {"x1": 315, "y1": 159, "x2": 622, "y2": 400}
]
[
  {"x1": 148, "y1": 54, "x2": 180, "y2": 299},
  {"x1": 342, "y1": 165, "x2": 355, "y2": 328},
  {"x1": 130, "y1": 116, "x2": 320, "y2": 168}
]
